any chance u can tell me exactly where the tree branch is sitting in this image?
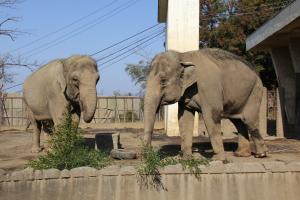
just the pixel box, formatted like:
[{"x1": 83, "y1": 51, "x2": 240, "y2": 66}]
[
  {"x1": 0, "y1": 17, "x2": 21, "y2": 41},
  {"x1": 3, "y1": 62, "x2": 38, "y2": 72},
  {"x1": 0, "y1": 0, "x2": 22, "y2": 8},
  {"x1": 0, "y1": 17, "x2": 17, "y2": 26}
]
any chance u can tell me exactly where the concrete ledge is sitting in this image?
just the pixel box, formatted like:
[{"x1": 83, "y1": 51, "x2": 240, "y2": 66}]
[
  {"x1": 1, "y1": 161, "x2": 300, "y2": 182},
  {"x1": 1, "y1": 161, "x2": 300, "y2": 200}
]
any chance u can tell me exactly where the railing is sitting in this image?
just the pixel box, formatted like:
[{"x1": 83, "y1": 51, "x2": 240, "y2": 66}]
[{"x1": 0, "y1": 96, "x2": 164, "y2": 127}]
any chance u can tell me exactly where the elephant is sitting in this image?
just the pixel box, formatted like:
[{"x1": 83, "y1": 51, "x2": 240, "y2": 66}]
[
  {"x1": 143, "y1": 48, "x2": 268, "y2": 161},
  {"x1": 23, "y1": 55, "x2": 99, "y2": 153}
]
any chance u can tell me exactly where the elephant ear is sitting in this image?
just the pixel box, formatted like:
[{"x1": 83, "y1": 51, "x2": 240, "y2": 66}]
[
  {"x1": 180, "y1": 61, "x2": 197, "y2": 96},
  {"x1": 58, "y1": 56, "x2": 82, "y2": 93},
  {"x1": 57, "y1": 60, "x2": 67, "y2": 93}
]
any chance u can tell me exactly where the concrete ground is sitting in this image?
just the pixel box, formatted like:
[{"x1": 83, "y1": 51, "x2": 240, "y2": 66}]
[{"x1": 0, "y1": 125, "x2": 300, "y2": 171}]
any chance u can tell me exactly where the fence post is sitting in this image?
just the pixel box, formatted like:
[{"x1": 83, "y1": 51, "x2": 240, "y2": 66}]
[{"x1": 0, "y1": 93, "x2": 4, "y2": 126}]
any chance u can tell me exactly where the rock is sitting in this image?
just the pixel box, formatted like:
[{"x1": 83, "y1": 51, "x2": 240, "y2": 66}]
[
  {"x1": 99, "y1": 165, "x2": 121, "y2": 176},
  {"x1": 70, "y1": 167, "x2": 97, "y2": 177},
  {"x1": 43, "y1": 169, "x2": 60, "y2": 179},
  {"x1": 22, "y1": 167, "x2": 34, "y2": 180},
  {"x1": 34, "y1": 170, "x2": 43, "y2": 180},
  {"x1": 60, "y1": 169, "x2": 70, "y2": 178},
  {"x1": 11, "y1": 170, "x2": 24, "y2": 181},
  {"x1": 110, "y1": 149, "x2": 137, "y2": 160}
]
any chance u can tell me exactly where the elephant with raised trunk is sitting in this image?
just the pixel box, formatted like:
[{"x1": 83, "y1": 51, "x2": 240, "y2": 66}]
[
  {"x1": 23, "y1": 55, "x2": 99, "y2": 153},
  {"x1": 144, "y1": 48, "x2": 268, "y2": 161}
]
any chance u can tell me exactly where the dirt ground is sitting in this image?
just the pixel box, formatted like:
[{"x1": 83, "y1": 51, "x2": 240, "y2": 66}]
[{"x1": 0, "y1": 125, "x2": 300, "y2": 172}]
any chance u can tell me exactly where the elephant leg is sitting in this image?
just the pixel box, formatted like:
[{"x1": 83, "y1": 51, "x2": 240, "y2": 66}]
[
  {"x1": 178, "y1": 104, "x2": 195, "y2": 157},
  {"x1": 202, "y1": 107, "x2": 226, "y2": 161},
  {"x1": 230, "y1": 119, "x2": 251, "y2": 157},
  {"x1": 244, "y1": 117, "x2": 267, "y2": 158},
  {"x1": 241, "y1": 85, "x2": 268, "y2": 158},
  {"x1": 28, "y1": 110, "x2": 42, "y2": 153},
  {"x1": 49, "y1": 101, "x2": 68, "y2": 125},
  {"x1": 42, "y1": 120, "x2": 54, "y2": 151}
]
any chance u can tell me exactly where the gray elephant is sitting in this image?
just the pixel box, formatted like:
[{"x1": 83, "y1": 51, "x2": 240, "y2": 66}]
[
  {"x1": 23, "y1": 55, "x2": 99, "y2": 153},
  {"x1": 143, "y1": 48, "x2": 268, "y2": 161}
]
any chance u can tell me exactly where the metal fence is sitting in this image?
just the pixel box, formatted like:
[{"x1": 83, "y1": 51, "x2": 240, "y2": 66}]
[
  {"x1": 0, "y1": 96, "x2": 164, "y2": 127},
  {"x1": 0, "y1": 89, "x2": 278, "y2": 127}
]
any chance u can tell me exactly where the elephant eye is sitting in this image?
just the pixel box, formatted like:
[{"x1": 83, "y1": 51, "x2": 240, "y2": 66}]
[
  {"x1": 160, "y1": 79, "x2": 167, "y2": 87},
  {"x1": 72, "y1": 77, "x2": 79, "y2": 87},
  {"x1": 180, "y1": 70, "x2": 184, "y2": 78}
]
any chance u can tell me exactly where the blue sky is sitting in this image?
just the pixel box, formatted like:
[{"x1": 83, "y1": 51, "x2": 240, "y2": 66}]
[{"x1": 1, "y1": 0, "x2": 165, "y2": 95}]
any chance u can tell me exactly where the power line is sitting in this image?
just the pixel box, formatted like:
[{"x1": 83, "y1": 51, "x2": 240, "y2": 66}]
[
  {"x1": 94, "y1": 26, "x2": 164, "y2": 61},
  {"x1": 3, "y1": 27, "x2": 165, "y2": 91},
  {"x1": 21, "y1": 0, "x2": 140, "y2": 58},
  {"x1": 23, "y1": 0, "x2": 138, "y2": 58},
  {"x1": 8, "y1": 0, "x2": 120, "y2": 53},
  {"x1": 100, "y1": 33, "x2": 165, "y2": 72},
  {"x1": 90, "y1": 23, "x2": 161, "y2": 56},
  {"x1": 3, "y1": 83, "x2": 23, "y2": 91},
  {"x1": 98, "y1": 30, "x2": 165, "y2": 67}
]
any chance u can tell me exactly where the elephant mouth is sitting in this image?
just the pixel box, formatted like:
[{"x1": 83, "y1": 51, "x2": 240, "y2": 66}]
[
  {"x1": 74, "y1": 92, "x2": 80, "y2": 102},
  {"x1": 161, "y1": 99, "x2": 177, "y2": 106},
  {"x1": 79, "y1": 100, "x2": 84, "y2": 112}
]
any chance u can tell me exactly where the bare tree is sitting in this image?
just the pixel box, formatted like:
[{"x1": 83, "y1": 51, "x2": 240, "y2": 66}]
[{"x1": 0, "y1": 0, "x2": 24, "y2": 125}]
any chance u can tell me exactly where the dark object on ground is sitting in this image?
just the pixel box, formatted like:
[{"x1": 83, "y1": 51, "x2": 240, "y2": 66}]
[{"x1": 111, "y1": 149, "x2": 137, "y2": 160}]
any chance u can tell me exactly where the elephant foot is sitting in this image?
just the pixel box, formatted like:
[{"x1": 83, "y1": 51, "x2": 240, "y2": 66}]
[
  {"x1": 192, "y1": 152, "x2": 205, "y2": 160},
  {"x1": 31, "y1": 146, "x2": 43, "y2": 153},
  {"x1": 234, "y1": 149, "x2": 251, "y2": 157},
  {"x1": 253, "y1": 152, "x2": 267, "y2": 158},
  {"x1": 212, "y1": 152, "x2": 227, "y2": 162}
]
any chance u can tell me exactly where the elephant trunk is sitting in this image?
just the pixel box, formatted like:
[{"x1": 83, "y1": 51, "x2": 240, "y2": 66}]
[
  {"x1": 143, "y1": 76, "x2": 161, "y2": 145},
  {"x1": 80, "y1": 85, "x2": 97, "y2": 123}
]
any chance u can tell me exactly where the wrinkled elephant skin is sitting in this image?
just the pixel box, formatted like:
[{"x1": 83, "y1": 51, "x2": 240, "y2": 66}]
[
  {"x1": 144, "y1": 48, "x2": 268, "y2": 161},
  {"x1": 23, "y1": 55, "x2": 99, "y2": 152}
]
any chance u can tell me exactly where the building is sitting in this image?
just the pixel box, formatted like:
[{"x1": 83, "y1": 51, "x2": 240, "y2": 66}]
[{"x1": 246, "y1": 0, "x2": 300, "y2": 138}]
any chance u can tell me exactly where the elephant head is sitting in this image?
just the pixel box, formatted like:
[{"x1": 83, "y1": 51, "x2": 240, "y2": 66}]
[
  {"x1": 58, "y1": 55, "x2": 99, "y2": 123},
  {"x1": 144, "y1": 51, "x2": 197, "y2": 144}
]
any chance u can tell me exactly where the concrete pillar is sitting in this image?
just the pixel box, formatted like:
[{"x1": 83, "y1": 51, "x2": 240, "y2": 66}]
[
  {"x1": 259, "y1": 87, "x2": 268, "y2": 138},
  {"x1": 271, "y1": 47, "x2": 296, "y2": 125},
  {"x1": 289, "y1": 38, "x2": 300, "y2": 133},
  {"x1": 289, "y1": 38, "x2": 300, "y2": 73},
  {"x1": 165, "y1": 0, "x2": 199, "y2": 136},
  {"x1": 276, "y1": 88, "x2": 284, "y2": 138}
]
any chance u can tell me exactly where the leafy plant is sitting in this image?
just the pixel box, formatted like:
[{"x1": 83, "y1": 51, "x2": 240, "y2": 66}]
[
  {"x1": 28, "y1": 106, "x2": 111, "y2": 170},
  {"x1": 137, "y1": 144, "x2": 209, "y2": 189}
]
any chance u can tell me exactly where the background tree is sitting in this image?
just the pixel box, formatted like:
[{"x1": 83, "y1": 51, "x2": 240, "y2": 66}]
[
  {"x1": 199, "y1": 0, "x2": 295, "y2": 88},
  {"x1": 125, "y1": 59, "x2": 151, "y2": 95},
  {"x1": 0, "y1": 0, "x2": 26, "y2": 125},
  {"x1": 126, "y1": 0, "x2": 295, "y2": 93}
]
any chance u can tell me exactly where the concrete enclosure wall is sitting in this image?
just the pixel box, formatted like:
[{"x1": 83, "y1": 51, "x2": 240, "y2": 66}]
[{"x1": 1, "y1": 161, "x2": 300, "y2": 200}]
